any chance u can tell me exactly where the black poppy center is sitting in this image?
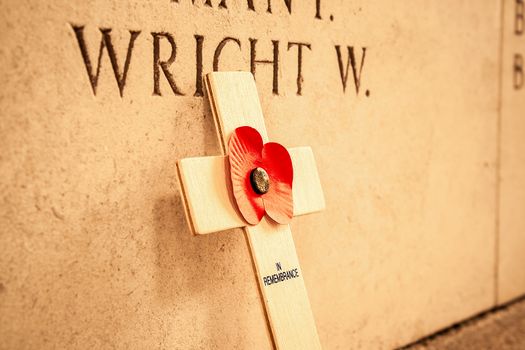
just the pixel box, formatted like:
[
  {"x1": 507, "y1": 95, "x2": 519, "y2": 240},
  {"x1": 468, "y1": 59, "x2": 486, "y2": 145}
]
[{"x1": 250, "y1": 167, "x2": 270, "y2": 194}]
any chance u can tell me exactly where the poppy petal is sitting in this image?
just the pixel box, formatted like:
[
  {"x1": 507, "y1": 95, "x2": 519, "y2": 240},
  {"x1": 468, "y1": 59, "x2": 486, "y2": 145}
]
[
  {"x1": 228, "y1": 127, "x2": 265, "y2": 225},
  {"x1": 261, "y1": 142, "x2": 294, "y2": 224}
]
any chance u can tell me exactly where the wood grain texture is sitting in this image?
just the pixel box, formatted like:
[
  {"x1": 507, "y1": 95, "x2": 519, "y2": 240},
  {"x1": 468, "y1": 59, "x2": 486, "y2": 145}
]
[
  {"x1": 246, "y1": 218, "x2": 322, "y2": 350},
  {"x1": 206, "y1": 72, "x2": 270, "y2": 146},
  {"x1": 177, "y1": 155, "x2": 244, "y2": 235},
  {"x1": 291, "y1": 147, "x2": 326, "y2": 217}
]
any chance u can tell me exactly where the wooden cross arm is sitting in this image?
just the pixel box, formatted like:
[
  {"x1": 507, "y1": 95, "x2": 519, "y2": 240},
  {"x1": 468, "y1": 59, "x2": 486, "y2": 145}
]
[{"x1": 177, "y1": 146, "x2": 325, "y2": 235}]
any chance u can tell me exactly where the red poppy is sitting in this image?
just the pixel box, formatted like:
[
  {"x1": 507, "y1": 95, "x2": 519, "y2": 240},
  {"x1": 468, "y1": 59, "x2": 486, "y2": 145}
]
[{"x1": 228, "y1": 126, "x2": 293, "y2": 225}]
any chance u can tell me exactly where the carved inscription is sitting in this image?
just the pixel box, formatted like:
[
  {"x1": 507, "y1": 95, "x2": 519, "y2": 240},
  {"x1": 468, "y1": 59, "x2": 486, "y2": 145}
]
[
  {"x1": 71, "y1": 2, "x2": 370, "y2": 98},
  {"x1": 152, "y1": 32, "x2": 185, "y2": 96},
  {"x1": 514, "y1": 0, "x2": 524, "y2": 90},
  {"x1": 72, "y1": 26, "x2": 140, "y2": 97},
  {"x1": 336, "y1": 46, "x2": 368, "y2": 96},
  {"x1": 288, "y1": 42, "x2": 312, "y2": 95},
  {"x1": 172, "y1": 0, "x2": 314, "y2": 17}
]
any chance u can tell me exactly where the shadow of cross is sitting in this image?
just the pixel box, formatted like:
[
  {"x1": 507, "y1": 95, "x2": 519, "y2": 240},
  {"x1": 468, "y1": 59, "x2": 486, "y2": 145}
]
[{"x1": 176, "y1": 72, "x2": 325, "y2": 350}]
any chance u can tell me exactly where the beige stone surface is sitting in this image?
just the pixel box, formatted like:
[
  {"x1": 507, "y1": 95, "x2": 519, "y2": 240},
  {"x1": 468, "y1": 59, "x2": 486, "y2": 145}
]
[
  {"x1": 498, "y1": 0, "x2": 525, "y2": 304},
  {"x1": 0, "y1": 1, "x2": 502, "y2": 349}
]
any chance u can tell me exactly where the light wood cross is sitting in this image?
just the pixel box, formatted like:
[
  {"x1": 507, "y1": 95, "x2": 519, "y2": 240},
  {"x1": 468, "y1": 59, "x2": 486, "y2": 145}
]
[{"x1": 177, "y1": 72, "x2": 325, "y2": 349}]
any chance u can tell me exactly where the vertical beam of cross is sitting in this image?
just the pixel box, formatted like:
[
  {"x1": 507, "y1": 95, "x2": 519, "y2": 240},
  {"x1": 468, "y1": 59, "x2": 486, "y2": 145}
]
[{"x1": 177, "y1": 72, "x2": 325, "y2": 349}]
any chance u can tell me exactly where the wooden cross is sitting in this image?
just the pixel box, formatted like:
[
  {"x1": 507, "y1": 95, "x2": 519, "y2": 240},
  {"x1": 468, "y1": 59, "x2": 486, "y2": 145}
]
[{"x1": 177, "y1": 72, "x2": 325, "y2": 349}]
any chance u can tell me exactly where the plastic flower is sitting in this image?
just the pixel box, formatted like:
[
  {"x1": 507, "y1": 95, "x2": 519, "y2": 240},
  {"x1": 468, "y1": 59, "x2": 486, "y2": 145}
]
[{"x1": 228, "y1": 126, "x2": 293, "y2": 225}]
